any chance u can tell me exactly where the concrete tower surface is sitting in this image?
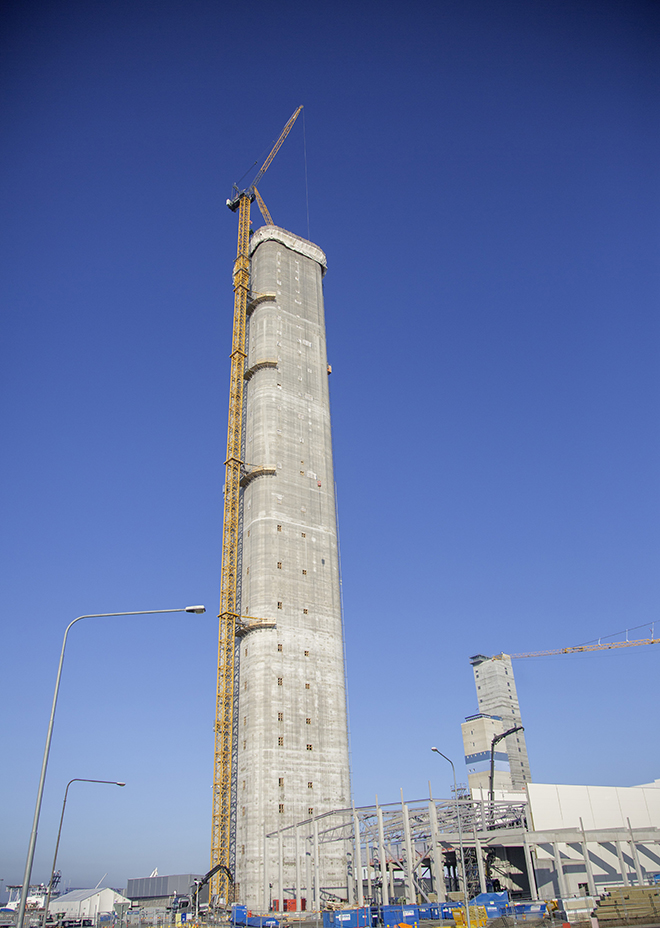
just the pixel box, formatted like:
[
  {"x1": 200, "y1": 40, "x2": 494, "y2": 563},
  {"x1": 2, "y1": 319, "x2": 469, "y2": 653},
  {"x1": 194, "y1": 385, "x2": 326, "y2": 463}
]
[
  {"x1": 469, "y1": 654, "x2": 531, "y2": 790},
  {"x1": 236, "y1": 225, "x2": 351, "y2": 908},
  {"x1": 461, "y1": 713, "x2": 513, "y2": 794}
]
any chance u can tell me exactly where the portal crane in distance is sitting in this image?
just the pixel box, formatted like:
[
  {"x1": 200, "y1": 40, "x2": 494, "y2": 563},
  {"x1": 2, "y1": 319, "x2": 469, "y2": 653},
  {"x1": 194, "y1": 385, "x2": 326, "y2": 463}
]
[
  {"x1": 495, "y1": 634, "x2": 660, "y2": 660},
  {"x1": 211, "y1": 105, "x2": 303, "y2": 906}
]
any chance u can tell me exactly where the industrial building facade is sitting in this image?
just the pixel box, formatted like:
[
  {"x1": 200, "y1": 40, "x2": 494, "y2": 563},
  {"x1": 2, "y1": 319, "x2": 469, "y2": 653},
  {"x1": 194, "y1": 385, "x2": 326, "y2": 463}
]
[
  {"x1": 235, "y1": 226, "x2": 351, "y2": 908},
  {"x1": 469, "y1": 653, "x2": 531, "y2": 790}
]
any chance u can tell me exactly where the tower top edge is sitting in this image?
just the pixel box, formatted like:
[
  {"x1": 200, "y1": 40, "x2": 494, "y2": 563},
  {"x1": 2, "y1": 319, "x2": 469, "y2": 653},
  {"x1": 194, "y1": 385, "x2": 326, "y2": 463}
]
[{"x1": 250, "y1": 225, "x2": 327, "y2": 274}]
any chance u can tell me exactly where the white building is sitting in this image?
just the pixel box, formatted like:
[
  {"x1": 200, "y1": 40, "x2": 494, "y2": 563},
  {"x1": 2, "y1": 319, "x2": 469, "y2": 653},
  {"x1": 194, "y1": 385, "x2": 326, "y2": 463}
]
[
  {"x1": 468, "y1": 779, "x2": 660, "y2": 899},
  {"x1": 49, "y1": 888, "x2": 130, "y2": 918},
  {"x1": 527, "y1": 780, "x2": 660, "y2": 897}
]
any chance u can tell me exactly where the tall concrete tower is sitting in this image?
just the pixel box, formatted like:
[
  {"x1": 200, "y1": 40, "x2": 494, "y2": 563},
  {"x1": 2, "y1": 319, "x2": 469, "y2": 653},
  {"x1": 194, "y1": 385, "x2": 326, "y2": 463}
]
[
  {"x1": 235, "y1": 225, "x2": 351, "y2": 908},
  {"x1": 461, "y1": 712, "x2": 513, "y2": 794},
  {"x1": 469, "y1": 653, "x2": 531, "y2": 790}
]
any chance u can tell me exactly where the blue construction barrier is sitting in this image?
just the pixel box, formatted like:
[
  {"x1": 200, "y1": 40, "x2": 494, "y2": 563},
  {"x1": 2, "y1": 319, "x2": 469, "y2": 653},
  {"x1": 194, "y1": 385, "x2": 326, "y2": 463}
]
[
  {"x1": 417, "y1": 904, "x2": 440, "y2": 921},
  {"x1": 232, "y1": 905, "x2": 248, "y2": 926}
]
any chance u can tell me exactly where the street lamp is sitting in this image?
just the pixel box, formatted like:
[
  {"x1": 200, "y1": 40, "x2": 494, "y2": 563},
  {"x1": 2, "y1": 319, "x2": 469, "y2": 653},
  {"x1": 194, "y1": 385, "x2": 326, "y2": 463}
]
[
  {"x1": 488, "y1": 726, "x2": 524, "y2": 811},
  {"x1": 17, "y1": 605, "x2": 206, "y2": 928},
  {"x1": 41, "y1": 779, "x2": 126, "y2": 928},
  {"x1": 431, "y1": 747, "x2": 471, "y2": 928}
]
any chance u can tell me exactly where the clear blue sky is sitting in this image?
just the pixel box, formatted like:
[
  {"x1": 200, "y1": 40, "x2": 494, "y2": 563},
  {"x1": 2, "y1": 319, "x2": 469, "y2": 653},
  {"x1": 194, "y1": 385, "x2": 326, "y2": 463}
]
[{"x1": 1, "y1": 0, "x2": 658, "y2": 897}]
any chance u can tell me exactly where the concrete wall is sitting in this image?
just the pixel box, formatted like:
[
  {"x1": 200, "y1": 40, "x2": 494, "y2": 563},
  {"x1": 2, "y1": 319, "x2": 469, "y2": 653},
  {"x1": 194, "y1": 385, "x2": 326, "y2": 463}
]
[
  {"x1": 470, "y1": 654, "x2": 531, "y2": 789},
  {"x1": 528, "y1": 783, "x2": 660, "y2": 831},
  {"x1": 235, "y1": 226, "x2": 351, "y2": 908},
  {"x1": 533, "y1": 842, "x2": 660, "y2": 898},
  {"x1": 528, "y1": 783, "x2": 660, "y2": 897},
  {"x1": 462, "y1": 713, "x2": 512, "y2": 792}
]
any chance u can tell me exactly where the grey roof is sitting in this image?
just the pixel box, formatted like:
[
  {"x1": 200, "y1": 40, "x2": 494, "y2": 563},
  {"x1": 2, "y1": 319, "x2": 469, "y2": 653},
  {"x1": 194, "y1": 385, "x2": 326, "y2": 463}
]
[
  {"x1": 125, "y1": 874, "x2": 203, "y2": 900},
  {"x1": 54, "y1": 889, "x2": 115, "y2": 902}
]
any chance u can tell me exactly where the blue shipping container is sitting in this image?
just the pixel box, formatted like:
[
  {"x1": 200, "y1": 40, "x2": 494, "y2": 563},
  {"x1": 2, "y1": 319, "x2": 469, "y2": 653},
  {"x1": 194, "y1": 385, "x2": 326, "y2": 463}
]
[
  {"x1": 381, "y1": 904, "x2": 419, "y2": 927},
  {"x1": 470, "y1": 892, "x2": 510, "y2": 917},
  {"x1": 471, "y1": 893, "x2": 509, "y2": 907},
  {"x1": 323, "y1": 913, "x2": 335, "y2": 928},
  {"x1": 381, "y1": 906, "x2": 401, "y2": 927},
  {"x1": 417, "y1": 904, "x2": 440, "y2": 921},
  {"x1": 512, "y1": 903, "x2": 546, "y2": 916},
  {"x1": 333, "y1": 908, "x2": 371, "y2": 928},
  {"x1": 232, "y1": 906, "x2": 248, "y2": 926}
]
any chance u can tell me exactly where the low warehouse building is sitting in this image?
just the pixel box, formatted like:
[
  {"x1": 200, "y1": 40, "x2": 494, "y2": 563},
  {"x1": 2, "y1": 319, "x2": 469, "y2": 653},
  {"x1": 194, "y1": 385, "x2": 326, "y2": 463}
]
[
  {"x1": 49, "y1": 888, "x2": 130, "y2": 919},
  {"x1": 124, "y1": 873, "x2": 206, "y2": 915}
]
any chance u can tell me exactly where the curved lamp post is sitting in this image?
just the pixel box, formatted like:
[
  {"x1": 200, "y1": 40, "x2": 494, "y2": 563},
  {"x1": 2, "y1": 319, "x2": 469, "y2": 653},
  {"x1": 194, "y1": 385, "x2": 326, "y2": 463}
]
[
  {"x1": 41, "y1": 779, "x2": 126, "y2": 927},
  {"x1": 431, "y1": 747, "x2": 471, "y2": 928},
  {"x1": 489, "y1": 726, "x2": 524, "y2": 810},
  {"x1": 17, "y1": 605, "x2": 206, "y2": 928}
]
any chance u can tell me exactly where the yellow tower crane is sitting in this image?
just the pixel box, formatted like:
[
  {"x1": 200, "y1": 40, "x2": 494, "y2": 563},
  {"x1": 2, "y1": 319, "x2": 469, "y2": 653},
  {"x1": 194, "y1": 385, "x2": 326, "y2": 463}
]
[
  {"x1": 494, "y1": 633, "x2": 660, "y2": 660},
  {"x1": 210, "y1": 106, "x2": 303, "y2": 904}
]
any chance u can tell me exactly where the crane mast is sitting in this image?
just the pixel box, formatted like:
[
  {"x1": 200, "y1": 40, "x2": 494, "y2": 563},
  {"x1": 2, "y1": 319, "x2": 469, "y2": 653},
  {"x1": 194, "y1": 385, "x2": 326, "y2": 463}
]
[
  {"x1": 211, "y1": 190, "x2": 251, "y2": 903},
  {"x1": 211, "y1": 107, "x2": 303, "y2": 904}
]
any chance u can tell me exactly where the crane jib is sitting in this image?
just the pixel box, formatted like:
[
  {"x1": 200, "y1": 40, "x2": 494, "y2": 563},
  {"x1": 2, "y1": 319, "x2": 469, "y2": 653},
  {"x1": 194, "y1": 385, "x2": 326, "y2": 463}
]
[{"x1": 226, "y1": 106, "x2": 303, "y2": 213}]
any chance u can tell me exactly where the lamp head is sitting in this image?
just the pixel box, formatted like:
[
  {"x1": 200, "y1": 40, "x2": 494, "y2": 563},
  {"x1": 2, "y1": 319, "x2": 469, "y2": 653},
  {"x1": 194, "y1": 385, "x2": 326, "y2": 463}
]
[
  {"x1": 116, "y1": 782, "x2": 126, "y2": 787},
  {"x1": 185, "y1": 605, "x2": 206, "y2": 614},
  {"x1": 431, "y1": 746, "x2": 438, "y2": 752}
]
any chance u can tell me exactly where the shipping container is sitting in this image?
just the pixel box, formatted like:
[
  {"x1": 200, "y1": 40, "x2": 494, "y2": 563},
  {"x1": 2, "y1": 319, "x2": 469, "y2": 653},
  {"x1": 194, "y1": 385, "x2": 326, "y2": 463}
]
[
  {"x1": 381, "y1": 904, "x2": 419, "y2": 927},
  {"x1": 333, "y1": 908, "x2": 371, "y2": 927}
]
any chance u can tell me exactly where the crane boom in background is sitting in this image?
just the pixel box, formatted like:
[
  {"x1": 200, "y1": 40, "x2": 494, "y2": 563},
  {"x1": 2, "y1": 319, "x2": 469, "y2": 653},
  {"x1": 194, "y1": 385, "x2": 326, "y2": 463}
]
[{"x1": 494, "y1": 634, "x2": 660, "y2": 660}]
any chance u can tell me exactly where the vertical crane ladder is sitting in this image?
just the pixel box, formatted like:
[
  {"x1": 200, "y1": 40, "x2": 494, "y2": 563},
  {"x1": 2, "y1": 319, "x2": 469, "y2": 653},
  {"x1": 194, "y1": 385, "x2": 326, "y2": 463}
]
[{"x1": 211, "y1": 192, "x2": 251, "y2": 902}]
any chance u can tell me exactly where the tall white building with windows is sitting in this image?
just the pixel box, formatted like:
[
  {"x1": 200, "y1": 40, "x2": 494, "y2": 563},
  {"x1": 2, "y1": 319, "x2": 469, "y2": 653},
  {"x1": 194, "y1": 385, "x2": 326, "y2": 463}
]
[{"x1": 468, "y1": 653, "x2": 531, "y2": 790}]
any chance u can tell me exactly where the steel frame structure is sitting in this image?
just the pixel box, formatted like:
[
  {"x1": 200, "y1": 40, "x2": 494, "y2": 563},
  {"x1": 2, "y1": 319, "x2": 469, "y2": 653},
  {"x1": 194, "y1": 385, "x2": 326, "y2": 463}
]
[
  {"x1": 265, "y1": 796, "x2": 528, "y2": 910},
  {"x1": 265, "y1": 796, "x2": 660, "y2": 911}
]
